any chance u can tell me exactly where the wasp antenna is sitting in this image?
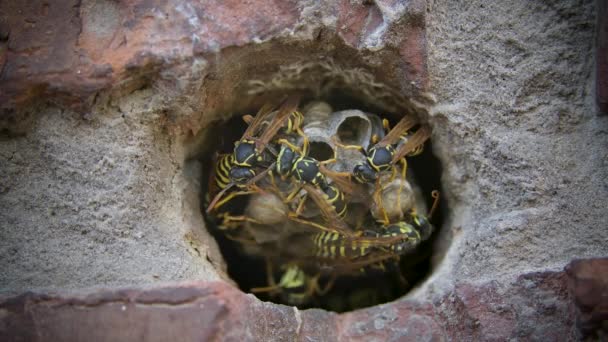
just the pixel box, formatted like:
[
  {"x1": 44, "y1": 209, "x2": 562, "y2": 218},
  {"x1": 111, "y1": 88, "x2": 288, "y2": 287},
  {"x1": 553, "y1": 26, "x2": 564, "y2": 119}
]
[
  {"x1": 428, "y1": 190, "x2": 440, "y2": 220},
  {"x1": 266, "y1": 144, "x2": 279, "y2": 157},
  {"x1": 382, "y1": 118, "x2": 391, "y2": 131},
  {"x1": 206, "y1": 183, "x2": 234, "y2": 214},
  {"x1": 250, "y1": 285, "x2": 281, "y2": 293}
]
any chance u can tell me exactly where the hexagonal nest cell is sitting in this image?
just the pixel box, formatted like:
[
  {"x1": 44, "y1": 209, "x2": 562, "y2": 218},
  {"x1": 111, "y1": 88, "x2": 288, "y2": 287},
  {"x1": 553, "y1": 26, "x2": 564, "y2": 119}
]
[{"x1": 187, "y1": 46, "x2": 445, "y2": 313}]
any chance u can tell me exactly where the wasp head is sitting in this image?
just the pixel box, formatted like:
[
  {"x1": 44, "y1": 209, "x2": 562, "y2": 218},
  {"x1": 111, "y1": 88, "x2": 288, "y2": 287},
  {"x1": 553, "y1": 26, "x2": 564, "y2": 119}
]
[
  {"x1": 229, "y1": 166, "x2": 255, "y2": 185},
  {"x1": 353, "y1": 163, "x2": 377, "y2": 183}
]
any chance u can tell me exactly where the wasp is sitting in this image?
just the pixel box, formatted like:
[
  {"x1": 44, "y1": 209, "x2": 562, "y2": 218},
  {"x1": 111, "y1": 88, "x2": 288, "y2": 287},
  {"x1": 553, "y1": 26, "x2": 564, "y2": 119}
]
[
  {"x1": 230, "y1": 96, "x2": 299, "y2": 182},
  {"x1": 276, "y1": 140, "x2": 329, "y2": 190},
  {"x1": 287, "y1": 183, "x2": 355, "y2": 237},
  {"x1": 242, "y1": 108, "x2": 306, "y2": 140},
  {"x1": 336, "y1": 115, "x2": 432, "y2": 224},
  {"x1": 402, "y1": 189, "x2": 440, "y2": 241},
  {"x1": 286, "y1": 185, "x2": 434, "y2": 274},
  {"x1": 273, "y1": 135, "x2": 356, "y2": 224},
  {"x1": 349, "y1": 116, "x2": 431, "y2": 183},
  {"x1": 250, "y1": 263, "x2": 335, "y2": 307},
  {"x1": 287, "y1": 187, "x2": 424, "y2": 260},
  {"x1": 205, "y1": 152, "x2": 260, "y2": 222},
  {"x1": 206, "y1": 96, "x2": 300, "y2": 213},
  {"x1": 307, "y1": 222, "x2": 421, "y2": 261}
]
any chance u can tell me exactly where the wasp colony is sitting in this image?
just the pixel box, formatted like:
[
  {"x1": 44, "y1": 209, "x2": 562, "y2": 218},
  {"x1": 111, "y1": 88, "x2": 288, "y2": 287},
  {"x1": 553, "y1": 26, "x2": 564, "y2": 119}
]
[{"x1": 203, "y1": 95, "x2": 440, "y2": 312}]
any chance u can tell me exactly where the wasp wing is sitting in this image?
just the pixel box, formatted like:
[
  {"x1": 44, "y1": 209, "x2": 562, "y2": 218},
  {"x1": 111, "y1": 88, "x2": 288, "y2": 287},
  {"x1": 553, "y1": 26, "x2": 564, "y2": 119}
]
[
  {"x1": 318, "y1": 164, "x2": 368, "y2": 203},
  {"x1": 390, "y1": 125, "x2": 432, "y2": 164},
  {"x1": 255, "y1": 95, "x2": 300, "y2": 151},
  {"x1": 205, "y1": 162, "x2": 275, "y2": 214},
  {"x1": 376, "y1": 115, "x2": 418, "y2": 147},
  {"x1": 319, "y1": 250, "x2": 399, "y2": 275},
  {"x1": 299, "y1": 184, "x2": 354, "y2": 237},
  {"x1": 241, "y1": 103, "x2": 276, "y2": 140}
]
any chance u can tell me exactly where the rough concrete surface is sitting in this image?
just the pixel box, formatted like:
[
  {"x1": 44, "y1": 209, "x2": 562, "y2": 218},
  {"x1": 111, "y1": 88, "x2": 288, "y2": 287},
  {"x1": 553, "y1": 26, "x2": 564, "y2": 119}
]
[
  {"x1": 0, "y1": 91, "x2": 223, "y2": 293},
  {"x1": 0, "y1": 0, "x2": 607, "y2": 339},
  {"x1": 422, "y1": 0, "x2": 607, "y2": 292}
]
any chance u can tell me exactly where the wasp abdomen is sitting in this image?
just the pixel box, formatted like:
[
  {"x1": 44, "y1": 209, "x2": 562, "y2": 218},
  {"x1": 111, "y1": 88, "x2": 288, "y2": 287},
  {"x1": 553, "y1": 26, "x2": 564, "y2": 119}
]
[
  {"x1": 215, "y1": 154, "x2": 234, "y2": 190},
  {"x1": 322, "y1": 185, "x2": 347, "y2": 218}
]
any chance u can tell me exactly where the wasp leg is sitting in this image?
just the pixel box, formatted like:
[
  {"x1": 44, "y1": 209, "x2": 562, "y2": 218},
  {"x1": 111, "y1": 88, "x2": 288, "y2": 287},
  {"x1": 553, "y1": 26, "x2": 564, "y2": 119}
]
[
  {"x1": 293, "y1": 193, "x2": 309, "y2": 217},
  {"x1": 288, "y1": 215, "x2": 345, "y2": 234},
  {"x1": 295, "y1": 127, "x2": 307, "y2": 139},
  {"x1": 251, "y1": 258, "x2": 280, "y2": 296},
  {"x1": 334, "y1": 142, "x2": 365, "y2": 152},
  {"x1": 217, "y1": 213, "x2": 244, "y2": 230},
  {"x1": 374, "y1": 178, "x2": 390, "y2": 225},
  {"x1": 268, "y1": 169, "x2": 279, "y2": 191},
  {"x1": 319, "y1": 156, "x2": 338, "y2": 165},
  {"x1": 331, "y1": 135, "x2": 366, "y2": 152},
  {"x1": 284, "y1": 183, "x2": 304, "y2": 204},
  {"x1": 314, "y1": 274, "x2": 336, "y2": 296},
  {"x1": 300, "y1": 131, "x2": 310, "y2": 156},
  {"x1": 384, "y1": 165, "x2": 398, "y2": 188},
  {"x1": 267, "y1": 170, "x2": 289, "y2": 202},
  {"x1": 396, "y1": 159, "x2": 408, "y2": 220},
  {"x1": 224, "y1": 233, "x2": 258, "y2": 245},
  {"x1": 327, "y1": 170, "x2": 352, "y2": 178},
  {"x1": 213, "y1": 190, "x2": 257, "y2": 211},
  {"x1": 220, "y1": 214, "x2": 263, "y2": 226},
  {"x1": 278, "y1": 138, "x2": 304, "y2": 155},
  {"x1": 318, "y1": 144, "x2": 340, "y2": 166}
]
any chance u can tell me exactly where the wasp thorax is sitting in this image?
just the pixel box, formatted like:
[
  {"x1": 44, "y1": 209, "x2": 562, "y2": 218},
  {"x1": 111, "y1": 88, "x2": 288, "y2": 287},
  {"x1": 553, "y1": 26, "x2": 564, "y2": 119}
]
[
  {"x1": 368, "y1": 145, "x2": 395, "y2": 172},
  {"x1": 234, "y1": 140, "x2": 257, "y2": 166},
  {"x1": 294, "y1": 156, "x2": 327, "y2": 188},
  {"x1": 277, "y1": 145, "x2": 297, "y2": 177}
]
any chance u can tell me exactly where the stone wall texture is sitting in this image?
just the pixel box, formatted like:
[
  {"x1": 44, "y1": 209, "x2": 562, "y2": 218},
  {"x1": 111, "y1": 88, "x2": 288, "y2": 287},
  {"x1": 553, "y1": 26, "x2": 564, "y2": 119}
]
[{"x1": 1, "y1": 0, "x2": 607, "y2": 340}]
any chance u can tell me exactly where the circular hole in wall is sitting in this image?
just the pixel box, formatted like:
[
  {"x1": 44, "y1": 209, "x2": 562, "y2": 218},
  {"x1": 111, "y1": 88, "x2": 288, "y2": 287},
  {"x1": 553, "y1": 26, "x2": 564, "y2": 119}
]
[
  {"x1": 179, "y1": 43, "x2": 448, "y2": 312},
  {"x1": 195, "y1": 94, "x2": 445, "y2": 313}
]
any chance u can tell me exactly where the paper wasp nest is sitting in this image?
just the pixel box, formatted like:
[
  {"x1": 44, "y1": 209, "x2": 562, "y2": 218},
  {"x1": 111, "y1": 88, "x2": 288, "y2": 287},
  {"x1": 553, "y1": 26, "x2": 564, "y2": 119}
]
[{"x1": 246, "y1": 101, "x2": 426, "y2": 227}]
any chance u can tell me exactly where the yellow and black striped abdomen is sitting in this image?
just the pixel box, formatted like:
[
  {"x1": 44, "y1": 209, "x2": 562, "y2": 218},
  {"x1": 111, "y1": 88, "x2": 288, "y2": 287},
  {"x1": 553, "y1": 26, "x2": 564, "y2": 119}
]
[
  {"x1": 277, "y1": 265, "x2": 311, "y2": 306},
  {"x1": 382, "y1": 222, "x2": 422, "y2": 254},
  {"x1": 312, "y1": 231, "x2": 373, "y2": 259},
  {"x1": 214, "y1": 154, "x2": 234, "y2": 191},
  {"x1": 322, "y1": 185, "x2": 347, "y2": 219}
]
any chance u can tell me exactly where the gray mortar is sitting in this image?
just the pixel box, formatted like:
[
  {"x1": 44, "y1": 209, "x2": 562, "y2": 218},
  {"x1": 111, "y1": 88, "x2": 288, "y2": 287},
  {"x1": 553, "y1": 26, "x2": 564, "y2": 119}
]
[{"x1": 1, "y1": 0, "x2": 606, "y2": 307}]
